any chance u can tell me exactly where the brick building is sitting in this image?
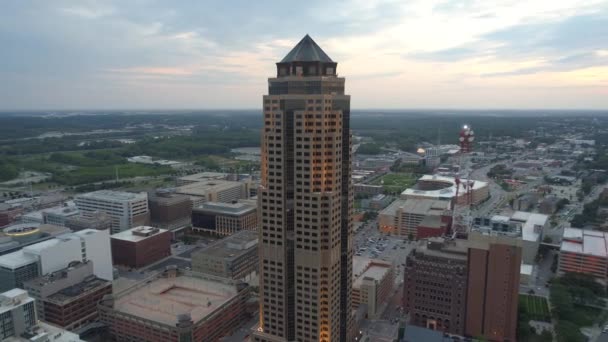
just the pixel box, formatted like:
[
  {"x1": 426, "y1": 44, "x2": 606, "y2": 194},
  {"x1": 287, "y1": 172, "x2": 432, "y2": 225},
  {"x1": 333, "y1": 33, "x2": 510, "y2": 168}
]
[
  {"x1": 23, "y1": 261, "x2": 112, "y2": 330},
  {"x1": 98, "y1": 268, "x2": 249, "y2": 342},
  {"x1": 404, "y1": 234, "x2": 522, "y2": 341},
  {"x1": 111, "y1": 226, "x2": 171, "y2": 269}
]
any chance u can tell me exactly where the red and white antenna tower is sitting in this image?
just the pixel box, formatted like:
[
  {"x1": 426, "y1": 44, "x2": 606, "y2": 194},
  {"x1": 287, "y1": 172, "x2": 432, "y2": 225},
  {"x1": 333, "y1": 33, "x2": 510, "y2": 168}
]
[{"x1": 451, "y1": 125, "x2": 475, "y2": 238}]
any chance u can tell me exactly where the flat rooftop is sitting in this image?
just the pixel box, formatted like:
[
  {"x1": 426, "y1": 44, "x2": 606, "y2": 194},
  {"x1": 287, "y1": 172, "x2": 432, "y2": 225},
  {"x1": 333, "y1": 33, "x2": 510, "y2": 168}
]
[
  {"x1": 381, "y1": 198, "x2": 449, "y2": 217},
  {"x1": 0, "y1": 250, "x2": 38, "y2": 269},
  {"x1": 113, "y1": 275, "x2": 238, "y2": 326},
  {"x1": 561, "y1": 227, "x2": 608, "y2": 257},
  {"x1": 48, "y1": 277, "x2": 110, "y2": 304},
  {"x1": 194, "y1": 201, "x2": 256, "y2": 216},
  {"x1": 194, "y1": 230, "x2": 258, "y2": 260},
  {"x1": 352, "y1": 256, "x2": 391, "y2": 288},
  {"x1": 401, "y1": 174, "x2": 488, "y2": 199},
  {"x1": 414, "y1": 237, "x2": 469, "y2": 261},
  {"x1": 178, "y1": 172, "x2": 228, "y2": 182},
  {"x1": 111, "y1": 226, "x2": 169, "y2": 242},
  {"x1": 76, "y1": 190, "x2": 147, "y2": 202},
  {"x1": 176, "y1": 180, "x2": 243, "y2": 197},
  {"x1": 0, "y1": 288, "x2": 34, "y2": 315}
]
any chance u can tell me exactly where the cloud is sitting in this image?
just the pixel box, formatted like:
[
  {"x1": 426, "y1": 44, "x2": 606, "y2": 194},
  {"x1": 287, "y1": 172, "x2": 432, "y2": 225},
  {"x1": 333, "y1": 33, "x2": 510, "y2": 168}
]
[{"x1": 0, "y1": 0, "x2": 607, "y2": 109}]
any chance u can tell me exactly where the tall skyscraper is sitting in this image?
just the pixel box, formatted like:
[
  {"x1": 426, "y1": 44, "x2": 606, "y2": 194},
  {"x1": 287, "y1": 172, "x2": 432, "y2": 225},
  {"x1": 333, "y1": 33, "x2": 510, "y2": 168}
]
[{"x1": 253, "y1": 35, "x2": 353, "y2": 342}]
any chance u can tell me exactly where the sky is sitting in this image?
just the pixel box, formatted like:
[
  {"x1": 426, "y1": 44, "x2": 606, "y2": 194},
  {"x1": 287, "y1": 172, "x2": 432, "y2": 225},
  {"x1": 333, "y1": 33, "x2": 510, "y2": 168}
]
[{"x1": 1, "y1": 0, "x2": 607, "y2": 110}]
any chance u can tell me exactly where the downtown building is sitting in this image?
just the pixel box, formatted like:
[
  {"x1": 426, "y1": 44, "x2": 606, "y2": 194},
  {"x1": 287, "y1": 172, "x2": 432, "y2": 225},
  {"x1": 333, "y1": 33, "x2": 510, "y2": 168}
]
[
  {"x1": 74, "y1": 190, "x2": 149, "y2": 234},
  {"x1": 404, "y1": 233, "x2": 522, "y2": 341},
  {"x1": 253, "y1": 35, "x2": 354, "y2": 342}
]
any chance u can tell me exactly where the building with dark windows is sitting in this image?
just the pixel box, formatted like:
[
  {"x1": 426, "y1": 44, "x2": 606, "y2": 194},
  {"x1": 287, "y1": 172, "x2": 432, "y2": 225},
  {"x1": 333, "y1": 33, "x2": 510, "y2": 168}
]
[
  {"x1": 252, "y1": 35, "x2": 354, "y2": 342},
  {"x1": 404, "y1": 234, "x2": 522, "y2": 342},
  {"x1": 148, "y1": 191, "x2": 191, "y2": 236},
  {"x1": 191, "y1": 200, "x2": 257, "y2": 236}
]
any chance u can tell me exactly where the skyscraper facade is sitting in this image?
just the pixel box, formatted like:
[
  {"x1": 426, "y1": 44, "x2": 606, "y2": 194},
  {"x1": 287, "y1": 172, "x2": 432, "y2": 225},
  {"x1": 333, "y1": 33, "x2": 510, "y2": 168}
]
[{"x1": 253, "y1": 35, "x2": 353, "y2": 342}]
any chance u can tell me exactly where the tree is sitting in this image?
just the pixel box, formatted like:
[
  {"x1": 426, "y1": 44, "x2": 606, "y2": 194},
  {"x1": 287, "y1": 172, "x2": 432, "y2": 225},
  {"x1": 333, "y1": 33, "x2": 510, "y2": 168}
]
[
  {"x1": 357, "y1": 143, "x2": 382, "y2": 155},
  {"x1": 408, "y1": 233, "x2": 414, "y2": 242},
  {"x1": 362, "y1": 211, "x2": 378, "y2": 222},
  {"x1": 543, "y1": 236, "x2": 553, "y2": 244}
]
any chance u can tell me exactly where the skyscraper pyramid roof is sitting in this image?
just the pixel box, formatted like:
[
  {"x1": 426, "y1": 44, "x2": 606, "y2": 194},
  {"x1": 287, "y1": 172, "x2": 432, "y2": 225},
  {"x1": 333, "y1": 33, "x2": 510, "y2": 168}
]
[{"x1": 280, "y1": 34, "x2": 334, "y2": 63}]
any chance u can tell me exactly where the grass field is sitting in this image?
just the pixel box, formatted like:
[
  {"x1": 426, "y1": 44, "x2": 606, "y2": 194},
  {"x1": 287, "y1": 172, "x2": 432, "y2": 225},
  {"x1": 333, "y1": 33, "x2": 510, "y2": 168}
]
[
  {"x1": 519, "y1": 294, "x2": 551, "y2": 322},
  {"x1": 370, "y1": 173, "x2": 417, "y2": 194}
]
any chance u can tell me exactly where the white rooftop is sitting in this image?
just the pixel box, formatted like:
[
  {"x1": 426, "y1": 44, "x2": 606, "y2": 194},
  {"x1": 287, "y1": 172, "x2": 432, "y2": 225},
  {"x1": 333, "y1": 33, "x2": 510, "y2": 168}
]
[
  {"x1": 76, "y1": 190, "x2": 147, "y2": 202},
  {"x1": 0, "y1": 250, "x2": 38, "y2": 269},
  {"x1": 520, "y1": 263, "x2": 534, "y2": 276},
  {"x1": 111, "y1": 226, "x2": 168, "y2": 242},
  {"x1": 561, "y1": 228, "x2": 608, "y2": 257},
  {"x1": 520, "y1": 212, "x2": 548, "y2": 243},
  {"x1": 0, "y1": 288, "x2": 34, "y2": 315},
  {"x1": 401, "y1": 174, "x2": 488, "y2": 200}
]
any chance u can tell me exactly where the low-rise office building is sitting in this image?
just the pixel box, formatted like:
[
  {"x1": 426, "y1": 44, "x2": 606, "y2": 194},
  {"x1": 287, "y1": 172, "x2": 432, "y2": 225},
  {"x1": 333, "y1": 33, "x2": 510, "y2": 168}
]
[
  {"x1": 23, "y1": 261, "x2": 112, "y2": 330},
  {"x1": 42, "y1": 205, "x2": 80, "y2": 227},
  {"x1": 111, "y1": 226, "x2": 171, "y2": 269},
  {"x1": 352, "y1": 257, "x2": 394, "y2": 318},
  {"x1": 191, "y1": 201, "x2": 257, "y2": 236},
  {"x1": 0, "y1": 288, "x2": 84, "y2": 342},
  {"x1": 192, "y1": 230, "x2": 258, "y2": 281},
  {"x1": 98, "y1": 268, "x2": 249, "y2": 342},
  {"x1": 559, "y1": 228, "x2": 608, "y2": 283}
]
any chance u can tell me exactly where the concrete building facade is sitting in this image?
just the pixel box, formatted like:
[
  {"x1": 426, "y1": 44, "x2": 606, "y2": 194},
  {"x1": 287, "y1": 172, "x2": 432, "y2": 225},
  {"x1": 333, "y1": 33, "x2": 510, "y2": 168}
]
[
  {"x1": 74, "y1": 190, "x2": 149, "y2": 234},
  {"x1": 352, "y1": 257, "x2": 394, "y2": 318},
  {"x1": 191, "y1": 230, "x2": 258, "y2": 281},
  {"x1": 253, "y1": 35, "x2": 353, "y2": 342}
]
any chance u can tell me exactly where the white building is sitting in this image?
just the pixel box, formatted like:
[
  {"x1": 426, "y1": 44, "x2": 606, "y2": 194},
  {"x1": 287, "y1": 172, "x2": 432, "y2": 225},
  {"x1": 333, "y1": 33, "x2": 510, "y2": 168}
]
[
  {"x1": 74, "y1": 190, "x2": 149, "y2": 234},
  {"x1": 0, "y1": 288, "x2": 84, "y2": 342},
  {"x1": 0, "y1": 229, "x2": 113, "y2": 291}
]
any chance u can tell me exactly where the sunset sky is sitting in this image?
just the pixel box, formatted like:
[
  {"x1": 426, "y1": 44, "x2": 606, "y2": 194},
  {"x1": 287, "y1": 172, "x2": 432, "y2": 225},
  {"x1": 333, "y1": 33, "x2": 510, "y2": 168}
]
[{"x1": 1, "y1": 0, "x2": 607, "y2": 110}]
